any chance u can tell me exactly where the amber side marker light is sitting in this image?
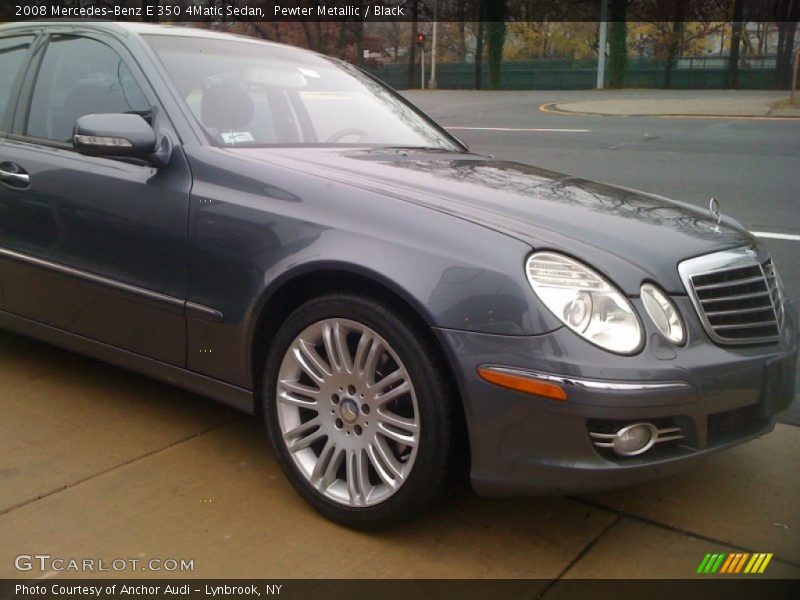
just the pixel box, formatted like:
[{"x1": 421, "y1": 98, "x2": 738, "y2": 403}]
[{"x1": 478, "y1": 367, "x2": 567, "y2": 401}]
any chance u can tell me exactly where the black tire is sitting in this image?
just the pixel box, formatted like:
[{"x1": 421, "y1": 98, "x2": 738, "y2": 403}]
[{"x1": 262, "y1": 293, "x2": 456, "y2": 529}]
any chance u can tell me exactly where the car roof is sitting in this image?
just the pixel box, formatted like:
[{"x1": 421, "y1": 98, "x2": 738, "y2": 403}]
[{"x1": 0, "y1": 21, "x2": 307, "y2": 54}]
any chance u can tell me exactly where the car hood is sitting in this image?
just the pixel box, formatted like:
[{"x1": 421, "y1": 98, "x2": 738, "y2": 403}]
[{"x1": 227, "y1": 147, "x2": 755, "y2": 294}]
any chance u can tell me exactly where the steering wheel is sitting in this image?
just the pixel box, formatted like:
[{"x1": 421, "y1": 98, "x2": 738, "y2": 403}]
[{"x1": 325, "y1": 128, "x2": 368, "y2": 143}]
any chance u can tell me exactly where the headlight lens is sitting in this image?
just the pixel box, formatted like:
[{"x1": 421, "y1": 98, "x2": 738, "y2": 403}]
[
  {"x1": 640, "y1": 283, "x2": 685, "y2": 345},
  {"x1": 526, "y1": 252, "x2": 643, "y2": 354}
]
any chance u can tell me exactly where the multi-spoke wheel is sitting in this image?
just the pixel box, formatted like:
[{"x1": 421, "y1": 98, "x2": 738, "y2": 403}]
[{"x1": 263, "y1": 294, "x2": 456, "y2": 528}]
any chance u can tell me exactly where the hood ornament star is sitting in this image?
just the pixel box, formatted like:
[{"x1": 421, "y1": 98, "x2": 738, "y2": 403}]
[{"x1": 709, "y1": 197, "x2": 722, "y2": 232}]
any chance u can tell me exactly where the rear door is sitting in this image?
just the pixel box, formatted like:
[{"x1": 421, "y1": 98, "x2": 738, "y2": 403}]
[{"x1": 0, "y1": 29, "x2": 191, "y2": 365}]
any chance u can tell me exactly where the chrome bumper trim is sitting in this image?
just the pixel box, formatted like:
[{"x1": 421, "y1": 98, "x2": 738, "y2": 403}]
[{"x1": 480, "y1": 365, "x2": 691, "y2": 391}]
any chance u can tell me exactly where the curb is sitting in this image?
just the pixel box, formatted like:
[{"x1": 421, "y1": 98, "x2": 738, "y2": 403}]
[{"x1": 539, "y1": 102, "x2": 800, "y2": 120}]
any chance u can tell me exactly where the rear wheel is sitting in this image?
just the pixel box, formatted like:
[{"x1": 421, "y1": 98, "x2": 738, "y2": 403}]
[{"x1": 263, "y1": 294, "x2": 455, "y2": 529}]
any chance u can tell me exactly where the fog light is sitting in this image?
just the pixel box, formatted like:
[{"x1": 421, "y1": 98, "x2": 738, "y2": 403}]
[{"x1": 613, "y1": 423, "x2": 656, "y2": 456}]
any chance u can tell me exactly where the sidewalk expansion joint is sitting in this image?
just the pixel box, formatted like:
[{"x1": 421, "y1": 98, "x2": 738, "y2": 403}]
[
  {"x1": 0, "y1": 418, "x2": 239, "y2": 518},
  {"x1": 569, "y1": 495, "x2": 800, "y2": 570},
  {"x1": 536, "y1": 513, "x2": 623, "y2": 597}
]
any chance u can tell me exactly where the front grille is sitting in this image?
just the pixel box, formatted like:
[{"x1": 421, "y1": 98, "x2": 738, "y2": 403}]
[
  {"x1": 707, "y1": 404, "x2": 765, "y2": 445},
  {"x1": 680, "y1": 248, "x2": 783, "y2": 345}
]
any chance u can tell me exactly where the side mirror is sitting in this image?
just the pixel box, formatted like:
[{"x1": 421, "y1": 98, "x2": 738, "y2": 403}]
[{"x1": 73, "y1": 114, "x2": 171, "y2": 167}]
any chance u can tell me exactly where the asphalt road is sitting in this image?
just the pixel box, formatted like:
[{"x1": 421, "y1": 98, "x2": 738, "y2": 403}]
[{"x1": 405, "y1": 90, "x2": 800, "y2": 425}]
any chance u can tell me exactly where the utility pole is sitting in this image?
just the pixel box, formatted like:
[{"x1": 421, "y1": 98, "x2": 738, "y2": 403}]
[
  {"x1": 596, "y1": 0, "x2": 608, "y2": 89},
  {"x1": 416, "y1": 34, "x2": 426, "y2": 89},
  {"x1": 791, "y1": 50, "x2": 799, "y2": 103},
  {"x1": 429, "y1": 0, "x2": 438, "y2": 89},
  {"x1": 421, "y1": 47, "x2": 426, "y2": 89}
]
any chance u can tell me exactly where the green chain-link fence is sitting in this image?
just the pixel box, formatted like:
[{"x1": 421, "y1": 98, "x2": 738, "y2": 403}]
[{"x1": 368, "y1": 57, "x2": 777, "y2": 90}]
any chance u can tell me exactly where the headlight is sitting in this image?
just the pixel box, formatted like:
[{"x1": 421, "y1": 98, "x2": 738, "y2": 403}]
[
  {"x1": 526, "y1": 252, "x2": 643, "y2": 354},
  {"x1": 640, "y1": 283, "x2": 685, "y2": 345}
]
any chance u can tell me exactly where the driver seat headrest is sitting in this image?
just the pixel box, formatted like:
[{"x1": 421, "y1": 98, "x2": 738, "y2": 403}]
[{"x1": 201, "y1": 82, "x2": 254, "y2": 131}]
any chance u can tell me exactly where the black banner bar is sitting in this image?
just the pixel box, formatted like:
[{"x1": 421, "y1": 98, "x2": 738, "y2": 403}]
[
  {"x1": 2, "y1": 0, "x2": 800, "y2": 23},
  {"x1": 2, "y1": 579, "x2": 800, "y2": 600}
]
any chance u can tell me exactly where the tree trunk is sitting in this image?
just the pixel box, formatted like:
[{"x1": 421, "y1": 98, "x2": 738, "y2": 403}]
[
  {"x1": 774, "y1": 0, "x2": 799, "y2": 89},
  {"x1": 608, "y1": 0, "x2": 627, "y2": 89},
  {"x1": 485, "y1": 0, "x2": 507, "y2": 90},
  {"x1": 458, "y1": 2, "x2": 467, "y2": 61},
  {"x1": 475, "y1": 19, "x2": 485, "y2": 89},
  {"x1": 486, "y1": 21, "x2": 506, "y2": 89},
  {"x1": 727, "y1": 21, "x2": 742, "y2": 88},
  {"x1": 726, "y1": 0, "x2": 744, "y2": 88},
  {"x1": 300, "y1": 23, "x2": 316, "y2": 51},
  {"x1": 315, "y1": 22, "x2": 326, "y2": 54},
  {"x1": 662, "y1": 22, "x2": 683, "y2": 89},
  {"x1": 338, "y1": 23, "x2": 347, "y2": 55},
  {"x1": 663, "y1": 54, "x2": 674, "y2": 89},
  {"x1": 354, "y1": 10, "x2": 364, "y2": 67}
]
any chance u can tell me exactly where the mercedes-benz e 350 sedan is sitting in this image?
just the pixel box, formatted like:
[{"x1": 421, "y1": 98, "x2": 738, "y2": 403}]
[{"x1": 0, "y1": 22, "x2": 796, "y2": 528}]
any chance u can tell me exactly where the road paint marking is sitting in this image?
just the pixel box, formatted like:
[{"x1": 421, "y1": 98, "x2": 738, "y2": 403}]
[
  {"x1": 752, "y1": 231, "x2": 800, "y2": 242},
  {"x1": 446, "y1": 126, "x2": 591, "y2": 132}
]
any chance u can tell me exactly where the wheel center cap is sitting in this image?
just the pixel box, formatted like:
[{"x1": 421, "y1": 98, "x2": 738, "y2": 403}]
[{"x1": 339, "y1": 398, "x2": 359, "y2": 424}]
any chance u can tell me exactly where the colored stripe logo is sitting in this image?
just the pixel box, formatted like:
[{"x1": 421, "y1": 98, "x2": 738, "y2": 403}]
[{"x1": 697, "y1": 552, "x2": 773, "y2": 574}]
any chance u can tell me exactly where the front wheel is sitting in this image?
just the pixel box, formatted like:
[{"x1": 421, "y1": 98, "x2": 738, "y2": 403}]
[{"x1": 263, "y1": 294, "x2": 456, "y2": 529}]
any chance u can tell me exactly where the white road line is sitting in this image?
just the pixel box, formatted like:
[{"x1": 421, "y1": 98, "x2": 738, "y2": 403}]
[
  {"x1": 445, "y1": 126, "x2": 592, "y2": 133},
  {"x1": 751, "y1": 231, "x2": 800, "y2": 242}
]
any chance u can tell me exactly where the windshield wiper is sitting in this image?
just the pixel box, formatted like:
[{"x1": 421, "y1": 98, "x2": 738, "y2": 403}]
[{"x1": 373, "y1": 146, "x2": 455, "y2": 153}]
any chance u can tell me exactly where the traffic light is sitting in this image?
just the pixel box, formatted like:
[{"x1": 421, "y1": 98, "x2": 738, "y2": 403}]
[{"x1": 416, "y1": 33, "x2": 426, "y2": 48}]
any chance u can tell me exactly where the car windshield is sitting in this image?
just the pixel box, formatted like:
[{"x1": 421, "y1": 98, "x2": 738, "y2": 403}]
[{"x1": 144, "y1": 34, "x2": 458, "y2": 150}]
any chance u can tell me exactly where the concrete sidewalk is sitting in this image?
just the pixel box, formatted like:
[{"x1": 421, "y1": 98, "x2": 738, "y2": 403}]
[
  {"x1": 549, "y1": 90, "x2": 800, "y2": 118},
  {"x1": 1, "y1": 330, "x2": 799, "y2": 581}
]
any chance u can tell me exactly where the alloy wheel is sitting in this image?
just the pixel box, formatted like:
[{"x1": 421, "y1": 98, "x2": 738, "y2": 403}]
[{"x1": 276, "y1": 318, "x2": 420, "y2": 507}]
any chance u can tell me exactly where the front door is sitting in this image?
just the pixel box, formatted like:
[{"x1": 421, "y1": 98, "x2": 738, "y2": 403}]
[{"x1": 0, "y1": 31, "x2": 191, "y2": 365}]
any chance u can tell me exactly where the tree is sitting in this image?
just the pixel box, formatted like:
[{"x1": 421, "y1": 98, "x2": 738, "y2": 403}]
[
  {"x1": 484, "y1": 0, "x2": 508, "y2": 90},
  {"x1": 608, "y1": 0, "x2": 628, "y2": 88},
  {"x1": 631, "y1": 0, "x2": 723, "y2": 88},
  {"x1": 474, "y1": 3, "x2": 486, "y2": 89},
  {"x1": 774, "y1": 0, "x2": 799, "y2": 89},
  {"x1": 726, "y1": 0, "x2": 744, "y2": 88}
]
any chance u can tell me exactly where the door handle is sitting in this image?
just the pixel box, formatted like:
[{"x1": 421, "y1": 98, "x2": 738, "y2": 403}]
[{"x1": 0, "y1": 163, "x2": 30, "y2": 188}]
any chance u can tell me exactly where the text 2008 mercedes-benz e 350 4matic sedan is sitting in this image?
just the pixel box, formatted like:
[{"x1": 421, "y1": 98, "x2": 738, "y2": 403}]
[{"x1": 0, "y1": 22, "x2": 796, "y2": 528}]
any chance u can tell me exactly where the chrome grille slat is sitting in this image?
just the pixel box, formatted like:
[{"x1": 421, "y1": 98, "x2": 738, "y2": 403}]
[
  {"x1": 698, "y1": 290, "x2": 771, "y2": 303},
  {"x1": 679, "y1": 247, "x2": 783, "y2": 346},
  {"x1": 713, "y1": 321, "x2": 779, "y2": 330},
  {"x1": 692, "y1": 275, "x2": 766, "y2": 291},
  {"x1": 705, "y1": 306, "x2": 776, "y2": 317}
]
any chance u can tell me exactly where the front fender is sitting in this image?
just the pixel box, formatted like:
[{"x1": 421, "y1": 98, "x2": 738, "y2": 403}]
[{"x1": 184, "y1": 145, "x2": 560, "y2": 389}]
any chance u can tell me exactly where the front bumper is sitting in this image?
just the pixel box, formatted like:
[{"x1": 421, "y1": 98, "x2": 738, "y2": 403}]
[{"x1": 435, "y1": 297, "x2": 798, "y2": 496}]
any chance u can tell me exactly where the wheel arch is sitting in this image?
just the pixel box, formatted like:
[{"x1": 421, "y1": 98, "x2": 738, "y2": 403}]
[
  {"x1": 250, "y1": 261, "x2": 471, "y2": 478},
  {"x1": 249, "y1": 262, "x2": 472, "y2": 483},
  {"x1": 248, "y1": 262, "x2": 460, "y2": 417}
]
